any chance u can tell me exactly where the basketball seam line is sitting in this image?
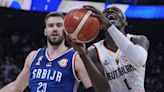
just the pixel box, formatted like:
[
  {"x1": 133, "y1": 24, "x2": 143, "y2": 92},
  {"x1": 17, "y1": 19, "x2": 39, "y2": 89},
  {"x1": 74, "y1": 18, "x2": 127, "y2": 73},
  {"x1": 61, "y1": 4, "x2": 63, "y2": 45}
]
[{"x1": 71, "y1": 10, "x2": 92, "y2": 40}]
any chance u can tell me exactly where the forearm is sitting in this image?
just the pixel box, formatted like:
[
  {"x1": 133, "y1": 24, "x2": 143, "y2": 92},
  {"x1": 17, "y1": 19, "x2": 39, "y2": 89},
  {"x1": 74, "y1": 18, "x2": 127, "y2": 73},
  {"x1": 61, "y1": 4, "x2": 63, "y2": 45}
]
[
  {"x1": 107, "y1": 25, "x2": 147, "y2": 68},
  {"x1": 0, "y1": 81, "x2": 23, "y2": 92},
  {"x1": 79, "y1": 52, "x2": 111, "y2": 92}
]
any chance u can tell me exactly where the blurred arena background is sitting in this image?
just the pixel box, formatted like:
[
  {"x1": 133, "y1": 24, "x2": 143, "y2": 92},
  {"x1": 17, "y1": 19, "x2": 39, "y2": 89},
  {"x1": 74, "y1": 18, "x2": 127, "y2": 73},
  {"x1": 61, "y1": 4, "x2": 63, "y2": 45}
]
[{"x1": 0, "y1": 0, "x2": 164, "y2": 92}]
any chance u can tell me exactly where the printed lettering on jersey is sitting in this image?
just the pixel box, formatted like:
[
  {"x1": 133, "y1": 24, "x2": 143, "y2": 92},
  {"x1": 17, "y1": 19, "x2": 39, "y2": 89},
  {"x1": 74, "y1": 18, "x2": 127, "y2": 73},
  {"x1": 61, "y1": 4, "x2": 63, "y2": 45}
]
[
  {"x1": 32, "y1": 69, "x2": 62, "y2": 82},
  {"x1": 36, "y1": 56, "x2": 43, "y2": 65},
  {"x1": 58, "y1": 59, "x2": 68, "y2": 68},
  {"x1": 106, "y1": 64, "x2": 136, "y2": 80},
  {"x1": 121, "y1": 54, "x2": 128, "y2": 64}
]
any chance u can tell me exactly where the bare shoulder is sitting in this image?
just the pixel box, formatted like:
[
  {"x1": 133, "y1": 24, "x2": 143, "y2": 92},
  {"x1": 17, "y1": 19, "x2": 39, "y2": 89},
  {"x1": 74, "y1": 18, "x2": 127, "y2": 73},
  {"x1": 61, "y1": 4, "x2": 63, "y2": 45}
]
[
  {"x1": 24, "y1": 50, "x2": 38, "y2": 68},
  {"x1": 74, "y1": 53, "x2": 81, "y2": 63},
  {"x1": 74, "y1": 53, "x2": 85, "y2": 72},
  {"x1": 131, "y1": 35, "x2": 150, "y2": 51},
  {"x1": 132, "y1": 35, "x2": 149, "y2": 41},
  {"x1": 74, "y1": 53, "x2": 83, "y2": 65}
]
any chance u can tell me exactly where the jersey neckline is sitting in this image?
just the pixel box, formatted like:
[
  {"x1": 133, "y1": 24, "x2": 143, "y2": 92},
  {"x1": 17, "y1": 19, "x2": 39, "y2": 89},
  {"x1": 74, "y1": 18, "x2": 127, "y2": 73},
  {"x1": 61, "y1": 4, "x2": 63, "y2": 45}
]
[{"x1": 45, "y1": 47, "x2": 73, "y2": 61}]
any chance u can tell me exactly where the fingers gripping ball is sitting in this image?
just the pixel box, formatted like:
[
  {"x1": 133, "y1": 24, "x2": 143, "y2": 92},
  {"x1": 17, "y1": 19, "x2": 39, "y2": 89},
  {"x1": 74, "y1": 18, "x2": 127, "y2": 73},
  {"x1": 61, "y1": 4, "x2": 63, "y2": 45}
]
[{"x1": 64, "y1": 7, "x2": 101, "y2": 43}]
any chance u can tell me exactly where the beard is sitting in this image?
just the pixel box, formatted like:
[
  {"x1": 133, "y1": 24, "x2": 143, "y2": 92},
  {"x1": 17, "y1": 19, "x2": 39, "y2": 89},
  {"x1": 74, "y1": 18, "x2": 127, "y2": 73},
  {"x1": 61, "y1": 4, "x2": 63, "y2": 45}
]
[{"x1": 47, "y1": 35, "x2": 64, "y2": 46}]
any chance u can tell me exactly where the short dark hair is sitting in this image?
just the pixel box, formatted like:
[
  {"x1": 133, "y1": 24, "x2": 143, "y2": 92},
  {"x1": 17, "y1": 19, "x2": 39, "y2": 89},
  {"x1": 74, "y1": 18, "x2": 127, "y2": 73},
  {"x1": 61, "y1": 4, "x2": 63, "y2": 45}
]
[{"x1": 44, "y1": 12, "x2": 64, "y2": 24}]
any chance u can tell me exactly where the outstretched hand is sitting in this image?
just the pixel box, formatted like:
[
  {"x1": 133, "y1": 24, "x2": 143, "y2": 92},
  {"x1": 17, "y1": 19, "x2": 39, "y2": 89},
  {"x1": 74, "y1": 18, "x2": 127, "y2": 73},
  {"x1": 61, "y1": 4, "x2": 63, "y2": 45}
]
[{"x1": 83, "y1": 5, "x2": 111, "y2": 30}]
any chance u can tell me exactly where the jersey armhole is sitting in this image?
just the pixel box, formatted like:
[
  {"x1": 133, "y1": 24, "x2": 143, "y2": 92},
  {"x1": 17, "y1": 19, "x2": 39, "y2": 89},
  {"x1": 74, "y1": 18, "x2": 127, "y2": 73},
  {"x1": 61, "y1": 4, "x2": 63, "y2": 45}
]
[
  {"x1": 29, "y1": 48, "x2": 41, "y2": 69},
  {"x1": 92, "y1": 45, "x2": 104, "y2": 65},
  {"x1": 72, "y1": 52, "x2": 81, "y2": 82}
]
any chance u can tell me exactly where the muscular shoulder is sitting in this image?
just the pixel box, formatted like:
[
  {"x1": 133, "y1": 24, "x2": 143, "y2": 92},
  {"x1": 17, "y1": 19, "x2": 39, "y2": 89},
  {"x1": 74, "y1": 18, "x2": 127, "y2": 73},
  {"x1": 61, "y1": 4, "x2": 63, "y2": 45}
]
[
  {"x1": 74, "y1": 53, "x2": 82, "y2": 68},
  {"x1": 131, "y1": 35, "x2": 150, "y2": 51},
  {"x1": 74, "y1": 53, "x2": 86, "y2": 74},
  {"x1": 131, "y1": 35, "x2": 149, "y2": 43},
  {"x1": 25, "y1": 50, "x2": 38, "y2": 68}
]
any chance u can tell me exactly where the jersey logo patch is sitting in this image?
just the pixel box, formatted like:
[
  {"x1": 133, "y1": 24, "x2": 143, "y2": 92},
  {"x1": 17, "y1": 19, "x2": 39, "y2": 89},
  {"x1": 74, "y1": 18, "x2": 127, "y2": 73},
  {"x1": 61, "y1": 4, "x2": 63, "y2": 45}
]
[
  {"x1": 121, "y1": 54, "x2": 128, "y2": 61},
  {"x1": 36, "y1": 56, "x2": 43, "y2": 65},
  {"x1": 121, "y1": 54, "x2": 128, "y2": 64},
  {"x1": 46, "y1": 61, "x2": 52, "y2": 67},
  {"x1": 58, "y1": 59, "x2": 68, "y2": 68}
]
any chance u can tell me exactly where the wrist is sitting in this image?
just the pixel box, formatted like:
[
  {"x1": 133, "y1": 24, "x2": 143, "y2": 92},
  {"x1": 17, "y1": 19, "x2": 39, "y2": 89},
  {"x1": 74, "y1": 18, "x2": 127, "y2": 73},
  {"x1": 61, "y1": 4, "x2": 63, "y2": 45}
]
[
  {"x1": 107, "y1": 24, "x2": 115, "y2": 32},
  {"x1": 86, "y1": 87, "x2": 96, "y2": 92},
  {"x1": 106, "y1": 22, "x2": 112, "y2": 29},
  {"x1": 102, "y1": 17, "x2": 111, "y2": 30}
]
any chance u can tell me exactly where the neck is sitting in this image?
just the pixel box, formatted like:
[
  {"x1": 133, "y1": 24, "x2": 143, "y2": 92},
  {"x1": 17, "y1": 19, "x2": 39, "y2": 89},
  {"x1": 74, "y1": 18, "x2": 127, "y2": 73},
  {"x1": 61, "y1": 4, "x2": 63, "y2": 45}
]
[
  {"x1": 47, "y1": 40, "x2": 68, "y2": 58},
  {"x1": 104, "y1": 26, "x2": 125, "y2": 52},
  {"x1": 104, "y1": 39, "x2": 118, "y2": 52},
  {"x1": 104, "y1": 32, "x2": 118, "y2": 52}
]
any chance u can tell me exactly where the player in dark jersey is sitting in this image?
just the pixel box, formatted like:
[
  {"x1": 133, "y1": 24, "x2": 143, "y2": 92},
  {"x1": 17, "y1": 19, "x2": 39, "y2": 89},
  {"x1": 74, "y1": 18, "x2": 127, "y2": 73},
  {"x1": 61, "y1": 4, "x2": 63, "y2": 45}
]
[
  {"x1": 0, "y1": 12, "x2": 94, "y2": 92},
  {"x1": 68, "y1": 5, "x2": 149, "y2": 92}
]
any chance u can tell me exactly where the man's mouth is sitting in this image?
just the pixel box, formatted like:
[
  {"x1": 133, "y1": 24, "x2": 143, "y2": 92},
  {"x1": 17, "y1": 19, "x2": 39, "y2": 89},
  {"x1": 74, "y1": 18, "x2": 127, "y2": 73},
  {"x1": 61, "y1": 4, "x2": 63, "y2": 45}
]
[
  {"x1": 52, "y1": 33, "x2": 59, "y2": 36},
  {"x1": 107, "y1": 15, "x2": 116, "y2": 24},
  {"x1": 108, "y1": 15, "x2": 116, "y2": 21}
]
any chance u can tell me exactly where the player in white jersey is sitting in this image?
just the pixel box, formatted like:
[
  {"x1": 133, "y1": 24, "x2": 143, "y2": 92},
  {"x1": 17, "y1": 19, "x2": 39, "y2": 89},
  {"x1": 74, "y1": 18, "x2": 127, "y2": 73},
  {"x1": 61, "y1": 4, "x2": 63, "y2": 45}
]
[
  {"x1": 68, "y1": 6, "x2": 149, "y2": 92},
  {"x1": 92, "y1": 34, "x2": 145, "y2": 92}
]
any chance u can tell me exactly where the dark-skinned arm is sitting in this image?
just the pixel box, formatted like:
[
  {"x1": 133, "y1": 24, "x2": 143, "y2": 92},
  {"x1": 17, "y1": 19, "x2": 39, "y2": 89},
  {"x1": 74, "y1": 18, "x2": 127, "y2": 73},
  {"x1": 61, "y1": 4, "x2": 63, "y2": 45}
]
[{"x1": 77, "y1": 44, "x2": 111, "y2": 92}]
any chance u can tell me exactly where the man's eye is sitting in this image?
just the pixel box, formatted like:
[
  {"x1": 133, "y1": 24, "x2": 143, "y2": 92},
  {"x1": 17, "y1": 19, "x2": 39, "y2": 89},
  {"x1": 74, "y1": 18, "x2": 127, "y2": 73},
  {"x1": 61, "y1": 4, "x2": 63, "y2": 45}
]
[
  {"x1": 48, "y1": 24, "x2": 54, "y2": 27},
  {"x1": 56, "y1": 23, "x2": 63, "y2": 27}
]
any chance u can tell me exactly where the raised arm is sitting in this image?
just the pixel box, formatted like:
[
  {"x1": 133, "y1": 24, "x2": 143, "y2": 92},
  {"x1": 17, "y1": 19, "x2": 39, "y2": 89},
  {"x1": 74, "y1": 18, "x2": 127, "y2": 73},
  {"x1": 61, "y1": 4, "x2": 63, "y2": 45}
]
[
  {"x1": 83, "y1": 5, "x2": 150, "y2": 68},
  {"x1": 0, "y1": 51, "x2": 36, "y2": 92},
  {"x1": 107, "y1": 26, "x2": 149, "y2": 68}
]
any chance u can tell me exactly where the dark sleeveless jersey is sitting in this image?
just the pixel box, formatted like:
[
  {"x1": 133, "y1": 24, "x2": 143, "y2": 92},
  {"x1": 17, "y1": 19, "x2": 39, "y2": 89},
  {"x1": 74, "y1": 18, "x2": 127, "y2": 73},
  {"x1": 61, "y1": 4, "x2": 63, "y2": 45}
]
[{"x1": 29, "y1": 48, "x2": 80, "y2": 92}]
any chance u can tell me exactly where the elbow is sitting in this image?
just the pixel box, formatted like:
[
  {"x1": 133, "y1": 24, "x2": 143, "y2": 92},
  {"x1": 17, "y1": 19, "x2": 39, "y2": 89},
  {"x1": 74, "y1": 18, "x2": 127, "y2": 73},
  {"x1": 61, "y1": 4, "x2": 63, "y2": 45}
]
[
  {"x1": 125, "y1": 45, "x2": 148, "y2": 68},
  {"x1": 13, "y1": 81, "x2": 24, "y2": 92},
  {"x1": 0, "y1": 81, "x2": 23, "y2": 92},
  {"x1": 134, "y1": 51, "x2": 147, "y2": 67}
]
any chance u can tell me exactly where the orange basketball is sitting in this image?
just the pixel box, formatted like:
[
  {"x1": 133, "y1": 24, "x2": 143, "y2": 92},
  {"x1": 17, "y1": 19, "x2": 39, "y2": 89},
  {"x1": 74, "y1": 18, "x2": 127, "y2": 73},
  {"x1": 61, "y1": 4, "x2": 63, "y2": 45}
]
[{"x1": 64, "y1": 7, "x2": 101, "y2": 43}]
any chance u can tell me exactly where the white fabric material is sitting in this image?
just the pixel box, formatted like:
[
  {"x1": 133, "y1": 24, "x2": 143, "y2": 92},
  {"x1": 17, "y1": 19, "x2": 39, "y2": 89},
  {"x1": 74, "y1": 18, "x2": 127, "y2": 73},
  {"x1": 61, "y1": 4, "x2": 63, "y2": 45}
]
[
  {"x1": 92, "y1": 39, "x2": 145, "y2": 92},
  {"x1": 124, "y1": 44, "x2": 147, "y2": 68},
  {"x1": 107, "y1": 25, "x2": 147, "y2": 68}
]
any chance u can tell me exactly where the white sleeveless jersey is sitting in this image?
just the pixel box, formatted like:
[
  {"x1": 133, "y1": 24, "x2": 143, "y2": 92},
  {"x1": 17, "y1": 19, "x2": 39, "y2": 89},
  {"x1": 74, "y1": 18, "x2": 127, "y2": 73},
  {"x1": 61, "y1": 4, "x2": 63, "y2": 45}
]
[{"x1": 92, "y1": 34, "x2": 145, "y2": 92}]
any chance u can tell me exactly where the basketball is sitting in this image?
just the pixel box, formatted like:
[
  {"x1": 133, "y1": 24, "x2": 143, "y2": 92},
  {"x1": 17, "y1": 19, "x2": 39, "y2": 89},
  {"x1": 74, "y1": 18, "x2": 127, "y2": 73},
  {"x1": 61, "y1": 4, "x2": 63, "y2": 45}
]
[{"x1": 64, "y1": 7, "x2": 101, "y2": 43}]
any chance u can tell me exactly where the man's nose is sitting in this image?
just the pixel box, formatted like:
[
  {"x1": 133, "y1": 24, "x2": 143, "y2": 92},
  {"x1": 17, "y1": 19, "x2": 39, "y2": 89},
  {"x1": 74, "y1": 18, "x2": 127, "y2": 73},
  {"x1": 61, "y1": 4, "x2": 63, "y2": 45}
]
[
  {"x1": 52, "y1": 29, "x2": 57, "y2": 33},
  {"x1": 53, "y1": 25, "x2": 58, "y2": 30}
]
